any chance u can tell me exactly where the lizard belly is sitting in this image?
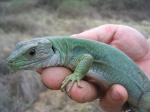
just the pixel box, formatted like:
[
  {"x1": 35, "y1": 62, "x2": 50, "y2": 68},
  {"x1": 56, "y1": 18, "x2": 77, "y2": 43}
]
[
  {"x1": 86, "y1": 66, "x2": 143, "y2": 107},
  {"x1": 86, "y1": 69, "x2": 109, "y2": 94}
]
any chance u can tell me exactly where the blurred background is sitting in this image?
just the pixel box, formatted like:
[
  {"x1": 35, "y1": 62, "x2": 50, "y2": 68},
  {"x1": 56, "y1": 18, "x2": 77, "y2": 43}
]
[{"x1": 0, "y1": 0, "x2": 150, "y2": 112}]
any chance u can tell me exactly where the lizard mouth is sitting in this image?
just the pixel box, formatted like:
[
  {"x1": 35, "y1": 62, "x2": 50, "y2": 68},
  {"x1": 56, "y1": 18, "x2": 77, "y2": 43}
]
[
  {"x1": 11, "y1": 57, "x2": 49, "y2": 70},
  {"x1": 21, "y1": 59, "x2": 48, "y2": 69}
]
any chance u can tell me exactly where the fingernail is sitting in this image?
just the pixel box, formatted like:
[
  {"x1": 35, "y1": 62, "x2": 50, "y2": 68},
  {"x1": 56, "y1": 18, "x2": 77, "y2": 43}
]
[
  {"x1": 111, "y1": 91, "x2": 121, "y2": 101},
  {"x1": 71, "y1": 34, "x2": 77, "y2": 37}
]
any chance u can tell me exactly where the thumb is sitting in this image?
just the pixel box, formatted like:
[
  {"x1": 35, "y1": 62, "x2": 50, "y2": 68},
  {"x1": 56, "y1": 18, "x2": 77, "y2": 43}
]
[{"x1": 100, "y1": 84, "x2": 128, "y2": 112}]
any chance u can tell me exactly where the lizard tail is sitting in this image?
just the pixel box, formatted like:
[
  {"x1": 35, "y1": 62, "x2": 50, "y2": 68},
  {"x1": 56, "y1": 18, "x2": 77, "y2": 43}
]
[{"x1": 138, "y1": 92, "x2": 150, "y2": 112}]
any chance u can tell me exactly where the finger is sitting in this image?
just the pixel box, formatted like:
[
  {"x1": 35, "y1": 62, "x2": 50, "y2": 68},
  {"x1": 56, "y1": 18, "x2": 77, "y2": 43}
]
[
  {"x1": 100, "y1": 84, "x2": 128, "y2": 112},
  {"x1": 41, "y1": 67, "x2": 71, "y2": 90},
  {"x1": 135, "y1": 38, "x2": 150, "y2": 77},
  {"x1": 111, "y1": 25, "x2": 148, "y2": 61},
  {"x1": 67, "y1": 80, "x2": 98, "y2": 103},
  {"x1": 41, "y1": 67, "x2": 98, "y2": 102},
  {"x1": 72, "y1": 24, "x2": 118, "y2": 43}
]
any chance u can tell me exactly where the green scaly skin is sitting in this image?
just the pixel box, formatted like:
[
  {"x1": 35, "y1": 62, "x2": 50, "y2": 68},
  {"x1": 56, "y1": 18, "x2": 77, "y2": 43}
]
[{"x1": 6, "y1": 36, "x2": 150, "y2": 112}]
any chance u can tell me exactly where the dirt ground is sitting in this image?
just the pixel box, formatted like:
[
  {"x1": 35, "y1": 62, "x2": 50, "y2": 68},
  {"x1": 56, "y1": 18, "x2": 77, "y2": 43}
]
[{"x1": 0, "y1": 5, "x2": 150, "y2": 112}]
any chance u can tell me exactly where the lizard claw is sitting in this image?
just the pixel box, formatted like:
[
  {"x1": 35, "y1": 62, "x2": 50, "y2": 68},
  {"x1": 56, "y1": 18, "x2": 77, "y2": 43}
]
[
  {"x1": 60, "y1": 73, "x2": 82, "y2": 93},
  {"x1": 61, "y1": 76, "x2": 70, "y2": 92},
  {"x1": 66, "y1": 81, "x2": 75, "y2": 93},
  {"x1": 66, "y1": 79, "x2": 82, "y2": 93},
  {"x1": 77, "y1": 79, "x2": 82, "y2": 88}
]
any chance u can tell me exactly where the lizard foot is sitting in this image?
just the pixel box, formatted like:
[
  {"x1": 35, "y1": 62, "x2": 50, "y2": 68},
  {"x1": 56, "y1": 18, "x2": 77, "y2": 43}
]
[{"x1": 61, "y1": 73, "x2": 82, "y2": 92}]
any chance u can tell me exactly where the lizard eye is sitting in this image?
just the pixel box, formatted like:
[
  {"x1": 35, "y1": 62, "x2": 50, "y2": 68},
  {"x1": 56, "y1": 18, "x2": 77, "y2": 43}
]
[
  {"x1": 28, "y1": 48, "x2": 36, "y2": 56},
  {"x1": 52, "y1": 45, "x2": 55, "y2": 53}
]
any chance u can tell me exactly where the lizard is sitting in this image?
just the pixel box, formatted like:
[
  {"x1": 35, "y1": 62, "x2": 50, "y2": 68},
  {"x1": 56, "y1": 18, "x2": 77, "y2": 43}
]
[{"x1": 6, "y1": 36, "x2": 150, "y2": 112}]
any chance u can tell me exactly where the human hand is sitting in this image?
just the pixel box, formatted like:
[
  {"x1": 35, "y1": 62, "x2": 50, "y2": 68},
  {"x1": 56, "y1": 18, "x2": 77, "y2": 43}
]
[{"x1": 38, "y1": 24, "x2": 150, "y2": 112}]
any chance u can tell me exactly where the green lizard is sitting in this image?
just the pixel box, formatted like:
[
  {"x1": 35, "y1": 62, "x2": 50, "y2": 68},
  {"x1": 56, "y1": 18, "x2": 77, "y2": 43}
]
[{"x1": 6, "y1": 36, "x2": 150, "y2": 112}]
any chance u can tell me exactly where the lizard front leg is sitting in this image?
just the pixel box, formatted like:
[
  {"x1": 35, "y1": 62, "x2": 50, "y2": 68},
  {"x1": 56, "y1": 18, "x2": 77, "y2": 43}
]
[{"x1": 61, "y1": 54, "x2": 94, "y2": 92}]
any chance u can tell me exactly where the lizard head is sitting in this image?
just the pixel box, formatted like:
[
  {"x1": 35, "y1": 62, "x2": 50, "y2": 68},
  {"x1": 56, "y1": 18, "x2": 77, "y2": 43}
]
[{"x1": 7, "y1": 38, "x2": 56, "y2": 71}]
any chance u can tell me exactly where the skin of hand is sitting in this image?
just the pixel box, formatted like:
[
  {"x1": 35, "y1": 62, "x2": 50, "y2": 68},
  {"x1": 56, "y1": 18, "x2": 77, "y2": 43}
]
[{"x1": 38, "y1": 24, "x2": 150, "y2": 112}]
